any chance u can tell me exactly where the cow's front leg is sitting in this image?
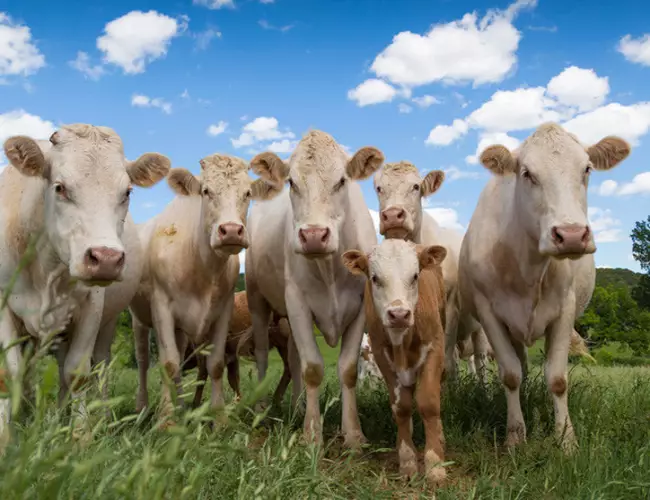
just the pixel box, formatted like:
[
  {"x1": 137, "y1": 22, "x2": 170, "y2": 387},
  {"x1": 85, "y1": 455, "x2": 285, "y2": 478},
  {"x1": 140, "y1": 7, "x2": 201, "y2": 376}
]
[
  {"x1": 472, "y1": 328, "x2": 490, "y2": 386},
  {"x1": 443, "y1": 289, "x2": 460, "y2": 382},
  {"x1": 206, "y1": 293, "x2": 235, "y2": 412},
  {"x1": 63, "y1": 289, "x2": 104, "y2": 439},
  {"x1": 338, "y1": 307, "x2": 367, "y2": 448},
  {"x1": 151, "y1": 289, "x2": 180, "y2": 423},
  {"x1": 545, "y1": 294, "x2": 577, "y2": 454},
  {"x1": 285, "y1": 282, "x2": 323, "y2": 444},
  {"x1": 0, "y1": 309, "x2": 22, "y2": 451}
]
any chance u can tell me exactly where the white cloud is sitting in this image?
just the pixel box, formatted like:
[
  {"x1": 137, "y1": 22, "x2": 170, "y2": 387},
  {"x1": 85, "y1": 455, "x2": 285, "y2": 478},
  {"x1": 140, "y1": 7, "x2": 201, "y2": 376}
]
[
  {"x1": 207, "y1": 121, "x2": 228, "y2": 137},
  {"x1": 258, "y1": 20, "x2": 294, "y2": 32},
  {"x1": 181, "y1": 89, "x2": 190, "y2": 99},
  {"x1": 260, "y1": 0, "x2": 275, "y2": 3},
  {"x1": 194, "y1": 28, "x2": 222, "y2": 50},
  {"x1": 131, "y1": 94, "x2": 172, "y2": 114},
  {"x1": 97, "y1": 11, "x2": 187, "y2": 74},
  {"x1": 0, "y1": 13, "x2": 45, "y2": 78},
  {"x1": 398, "y1": 103, "x2": 412, "y2": 114},
  {"x1": 466, "y1": 132, "x2": 521, "y2": 164},
  {"x1": 0, "y1": 110, "x2": 56, "y2": 166},
  {"x1": 546, "y1": 66, "x2": 609, "y2": 112},
  {"x1": 68, "y1": 51, "x2": 105, "y2": 80},
  {"x1": 425, "y1": 119, "x2": 469, "y2": 146},
  {"x1": 617, "y1": 34, "x2": 650, "y2": 67},
  {"x1": 231, "y1": 116, "x2": 294, "y2": 150},
  {"x1": 367, "y1": 0, "x2": 536, "y2": 89},
  {"x1": 348, "y1": 79, "x2": 397, "y2": 107},
  {"x1": 194, "y1": 0, "x2": 235, "y2": 9},
  {"x1": 596, "y1": 172, "x2": 650, "y2": 197},
  {"x1": 267, "y1": 139, "x2": 297, "y2": 154},
  {"x1": 588, "y1": 207, "x2": 622, "y2": 243},
  {"x1": 443, "y1": 166, "x2": 483, "y2": 181},
  {"x1": 412, "y1": 95, "x2": 440, "y2": 108},
  {"x1": 425, "y1": 207, "x2": 465, "y2": 232},
  {"x1": 562, "y1": 102, "x2": 650, "y2": 146}
]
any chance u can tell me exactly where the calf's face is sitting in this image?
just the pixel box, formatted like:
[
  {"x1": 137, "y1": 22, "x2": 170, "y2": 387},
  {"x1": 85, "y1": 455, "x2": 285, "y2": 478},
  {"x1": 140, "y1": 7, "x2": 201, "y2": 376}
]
[
  {"x1": 343, "y1": 239, "x2": 446, "y2": 346},
  {"x1": 4, "y1": 125, "x2": 170, "y2": 285},
  {"x1": 480, "y1": 124, "x2": 630, "y2": 258},
  {"x1": 168, "y1": 154, "x2": 283, "y2": 254},
  {"x1": 374, "y1": 163, "x2": 445, "y2": 239},
  {"x1": 251, "y1": 131, "x2": 384, "y2": 257}
]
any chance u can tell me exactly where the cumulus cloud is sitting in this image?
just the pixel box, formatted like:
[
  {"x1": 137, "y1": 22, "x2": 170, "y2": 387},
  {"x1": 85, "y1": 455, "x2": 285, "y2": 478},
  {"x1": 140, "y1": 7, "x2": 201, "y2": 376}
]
[
  {"x1": 0, "y1": 13, "x2": 45, "y2": 78},
  {"x1": 68, "y1": 51, "x2": 105, "y2": 80},
  {"x1": 398, "y1": 103, "x2": 412, "y2": 114},
  {"x1": 466, "y1": 132, "x2": 521, "y2": 164},
  {"x1": 546, "y1": 66, "x2": 609, "y2": 112},
  {"x1": 596, "y1": 172, "x2": 650, "y2": 197},
  {"x1": 194, "y1": 0, "x2": 235, "y2": 9},
  {"x1": 231, "y1": 116, "x2": 295, "y2": 150},
  {"x1": 425, "y1": 119, "x2": 469, "y2": 146},
  {"x1": 425, "y1": 207, "x2": 465, "y2": 232},
  {"x1": 442, "y1": 166, "x2": 483, "y2": 181},
  {"x1": 131, "y1": 94, "x2": 172, "y2": 114},
  {"x1": 588, "y1": 207, "x2": 622, "y2": 243},
  {"x1": 0, "y1": 109, "x2": 56, "y2": 167},
  {"x1": 412, "y1": 95, "x2": 440, "y2": 108},
  {"x1": 366, "y1": 0, "x2": 536, "y2": 89},
  {"x1": 258, "y1": 20, "x2": 294, "y2": 32},
  {"x1": 193, "y1": 28, "x2": 222, "y2": 50},
  {"x1": 348, "y1": 79, "x2": 398, "y2": 107},
  {"x1": 207, "y1": 121, "x2": 228, "y2": 137},
  {"x1": 562, "y1": 102, "x2": 650, "y2": 146},
  {"x1": 267, "y1": 139, "x2": 297, "y2": 154},
  {"x1": 96, "y1": 11, "x2": 187, "y2": 75},
  {"x1": 617, "y1": 34, "x2": 650, "y2": 67}
]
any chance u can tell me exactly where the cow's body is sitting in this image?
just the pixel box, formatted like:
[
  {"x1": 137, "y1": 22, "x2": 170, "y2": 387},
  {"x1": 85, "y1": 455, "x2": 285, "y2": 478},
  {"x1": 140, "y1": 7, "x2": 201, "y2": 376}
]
[
  {"x1": 344, "y1": 240, "x2": 447, "y2": 485},
  {"x1": 458, "y1": 122, "x2": 630, "y2": 450},
  {"x1": 0, "y1": 124, "x2": 170, "y2": 446},
  {"x1": 246, "y1": 130, "x2": 384, "y2": 445}
]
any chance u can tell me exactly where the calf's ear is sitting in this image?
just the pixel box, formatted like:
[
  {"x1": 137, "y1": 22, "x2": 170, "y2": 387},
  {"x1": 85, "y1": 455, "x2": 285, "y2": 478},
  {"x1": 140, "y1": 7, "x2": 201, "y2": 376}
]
[
  {"x1": 342, "y1": 250, "x2": 369, "y2": 277},
  {"x1": 421, "y1": 170, "x2": 445, "y2": 197},
  {"x1": 418, "y1": 245, "x2": 447, "y2": 270},
  {"x1": 168, "y1": 168, "x2": 201, "y2": 196},
  {"x1": 587, "y1": 136, "x2": 630, "y2": 171},
  {"x1": 346, "y1": 147, "x2": 385, "y2": 180},
  {"x1": 480, "y1": 145, "x2": 517, "y2": 175},
  {"x1": 4, "y1": 136, "x2": 49, "y2": 178},
  {"x1": 127, "y1": 153, "x2": 171, "y2": 187}
]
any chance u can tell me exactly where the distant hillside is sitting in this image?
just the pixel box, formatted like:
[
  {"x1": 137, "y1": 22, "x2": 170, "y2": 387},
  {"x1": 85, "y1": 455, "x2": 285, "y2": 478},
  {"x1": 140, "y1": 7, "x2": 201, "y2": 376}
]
[
  {"x1": 596, "y1": 268, "x2": 642, "y2": 289},
  {"x1": 236, "y1": 273, "x2": 245, "y2": 292}
]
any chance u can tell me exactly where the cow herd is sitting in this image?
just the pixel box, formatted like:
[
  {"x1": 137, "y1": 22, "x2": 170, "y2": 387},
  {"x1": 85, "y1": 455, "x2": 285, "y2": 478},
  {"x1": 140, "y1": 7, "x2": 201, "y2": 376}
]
[{"x1": 0, "y1": 122, "x2": 631, "y2": 485}]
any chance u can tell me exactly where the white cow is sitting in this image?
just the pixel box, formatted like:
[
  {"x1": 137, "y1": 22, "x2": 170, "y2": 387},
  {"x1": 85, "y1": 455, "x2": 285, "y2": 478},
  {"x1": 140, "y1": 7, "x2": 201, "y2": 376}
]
[
  {"x1": 129, "y1": 154, "x2": 283, "y2": 420},
  {"x1": 0, "y1": 124, "x2": 170, "y2": 446},
  {"x1": 245, "y1": 130, "x2": 383, "y2": 445},
  {"x1": 373, "y1": 162, "x2": 491, "y2": 383},
  {"x1": 458, "y1": 122, "x2": 630, "y2": 451}
]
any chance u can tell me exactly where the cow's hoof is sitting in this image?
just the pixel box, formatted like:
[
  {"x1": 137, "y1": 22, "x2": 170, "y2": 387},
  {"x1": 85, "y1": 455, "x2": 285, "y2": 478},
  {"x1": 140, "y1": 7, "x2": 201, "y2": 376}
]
[{"x1": 343, "y1": 431, "x2": 367, "y2": 450}]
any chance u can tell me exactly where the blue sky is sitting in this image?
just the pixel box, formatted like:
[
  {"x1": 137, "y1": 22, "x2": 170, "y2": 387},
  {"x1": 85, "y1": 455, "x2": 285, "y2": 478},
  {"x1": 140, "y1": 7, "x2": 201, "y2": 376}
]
[{"x1": 1, "y1": 0, "x2": 649, "y2": 272}]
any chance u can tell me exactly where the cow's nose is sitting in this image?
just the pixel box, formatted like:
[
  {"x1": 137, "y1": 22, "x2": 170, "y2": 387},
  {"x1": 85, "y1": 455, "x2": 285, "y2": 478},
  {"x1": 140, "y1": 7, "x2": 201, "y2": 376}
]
[
  {"x1": 298, "y1": 226, "x2": 331, "y2": 254},
  {"x1": 387, "y1": 307, "x2": 412, "y2": 328},
  {"x1": 84, "y1": 246, "x2": 125, "y2": 282},
  {"x1": 218, "y1": 223, "x2": 244, "y2": 239},
  {"x1": 551, "y1": 224, "x2": 590, "y2": 254}
]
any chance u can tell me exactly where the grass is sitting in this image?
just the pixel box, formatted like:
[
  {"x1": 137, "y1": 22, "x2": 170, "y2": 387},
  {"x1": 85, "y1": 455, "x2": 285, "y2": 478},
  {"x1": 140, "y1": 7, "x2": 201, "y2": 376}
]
[{"x1": 1, "y1": 340, "x2": 650, "y2": 499}]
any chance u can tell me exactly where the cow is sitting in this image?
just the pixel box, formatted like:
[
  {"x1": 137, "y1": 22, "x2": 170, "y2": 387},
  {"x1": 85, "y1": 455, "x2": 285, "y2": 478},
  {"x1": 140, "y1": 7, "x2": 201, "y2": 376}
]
[
  {"x1": 458, "y1": 122, "x2": 630, "y2": 451},
  {"x1": 373, "y1": 161, "x2": 491, "y2": 384},
  {"x1": 455, "y1": 332, "x2": 495, "y2": 376},
  {"x1": 357, "y1": 332, "x2": 382, "y2": 383},
  {"x1": 245, "y1": 129, "x2": 383, "y2": 445},
  {"x1": 343, "y1": 239, "x2": 448, "y2": 484},
  {"x1": 0, "y1": 124, "x2": 170, "y2": 447},
  {"x1": 129, "y1": 154, "x2": 284, "y2": 422},
  {"x1": 183, "y1": 290, "x2": 293, "y2": 408}
]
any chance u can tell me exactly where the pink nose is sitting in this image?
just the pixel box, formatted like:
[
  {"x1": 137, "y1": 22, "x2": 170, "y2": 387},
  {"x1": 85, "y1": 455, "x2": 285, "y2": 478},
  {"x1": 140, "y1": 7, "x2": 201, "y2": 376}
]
[
  {"x1": 298, "y1": 227, "x2": 331, "y2": 254},
  {"x1": 381, "y1": 207, "x2": 406, "y2": 232},
  {"x1": 84, "y1": 247, "x2": 125, "y2": 282},
  {"x1": 551, "y1": 224, "x2": 590, "y2": 253},
  {"x1": 218, "y1": 223, "x2": 246, "y2": 246},
  {"x1": 387, "y1": 307, "x2": 412, "y2": 328}
]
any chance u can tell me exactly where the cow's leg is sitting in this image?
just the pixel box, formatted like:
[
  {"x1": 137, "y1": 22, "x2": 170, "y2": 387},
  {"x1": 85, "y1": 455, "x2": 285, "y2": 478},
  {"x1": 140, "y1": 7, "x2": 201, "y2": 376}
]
[
  {"x1": 63, "y1": 292, "x2": 104, "y2": 436},
  {"x1": 475, "y1": 295, "x2": 525, "y2": 447},
  {"x1": 133, "y1": 316, "x2": 150, "y2": 413},
  {"x1": 92, "y1": 315, "x2": 117, "y2": 419},
  {"x1": 285, "y1": 283, "x2": 323, "y2": 444},
  {"x1": 174, "y1": 329, "x2": 189, "y2": 408},
  {"x1": 287, "y1": 333, "x2": 302, "y2": 410},
  {"x1": 472, "y1": 328, "x2": 490, "y2": 386},
  {"x1": 226, "y1": 356, "x2": 241, "y2": 401},
  {"x1": 513, "y1": 341, "x2": 529, "y2": 383},
  {"x1": 192, "y1": 354, "x2": 208, "y2": 409},
  {"x1": 206, "y1": 293, "x2": 235, "y2": 411},
  {"x1": 0, "y1": 310, "x2": 22, "y2": 450},
  {"x1": 338, "y1": 307, "x2": 367, "y2": 448},
  {"x1": 150, "y1": 291, "x2": 180, "y2": 421},
  {"x1": 443, "y1": 290, "x2": 460, "y2": 382},
  {"x1": 467, "y1": 354, "x2": 477, "y2": 375},
  {"x1": 545, "y1": 299, "x2": 577, "y2": 453},
  {"x1": 246, "y1": 287, "x2": 271, "y2": 387},
  {"x1": 417, "y1": 349, "x2": 446, "y2": 485},
  {"x1": 272, "y1": 340, "x2": 292, "y2": 407}
]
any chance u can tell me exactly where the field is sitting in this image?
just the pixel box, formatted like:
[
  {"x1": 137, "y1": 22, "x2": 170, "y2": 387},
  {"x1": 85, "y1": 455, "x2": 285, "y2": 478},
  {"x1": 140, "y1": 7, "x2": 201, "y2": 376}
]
[{"x1": 1, "y1": 337, "x2": 649, "y2": 500}]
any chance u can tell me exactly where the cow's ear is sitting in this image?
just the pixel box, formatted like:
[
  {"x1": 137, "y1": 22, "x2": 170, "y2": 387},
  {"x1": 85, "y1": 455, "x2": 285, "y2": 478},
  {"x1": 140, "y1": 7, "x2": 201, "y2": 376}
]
[
  {"x1": 168, "y1": 168, "x2": 201, "y2": 196},
  {"x1": 251, "y1": 178, "x2": 283, "y2": 201},
  {"x1": 346, "y1": 147, "x2": 384, "y2": 180},
  {"x1": 342, "y1": 250, "x2": 369, "y2": 277},
  {"x1": 418, "y1": 245, "x2": 447, "y2": 270},
  {"x1": 421, "y1": 170, "x2": 445, "y2": 197},
  {"x1": 4, "y1": 136, "x2": 49, "y2": 178},
  {"x1": 127, "y1": 153, "x2": 171, "y2": 187},
  {"x1": 480, "y1": 145, "x2": 517, "y2": 175},
  {"x1": 587, "y1": 136, "x2": 630, "y2": 171},
  {"x1": 250, "y1": 152, "x2": 290, "y2": 184}
]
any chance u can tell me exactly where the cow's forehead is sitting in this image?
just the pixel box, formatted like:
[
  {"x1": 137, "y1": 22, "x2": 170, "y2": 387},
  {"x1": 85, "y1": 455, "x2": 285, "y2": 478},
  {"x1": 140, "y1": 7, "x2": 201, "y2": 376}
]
[
  {"x1": 288, "y1": 130, "x2": 348, "y2": 178},
  {"x1": 200, "y1": 155, "x2": 251, "y2": 188},
  {"x1": 376, "y1": 162, "x2": 421, "y2": 187},
  {"x1": 369, "y1": 240, "x2": 419, "y2": 275},
  {"x1": 518, "y1": 123, "x2": 589, "y2": 168}
]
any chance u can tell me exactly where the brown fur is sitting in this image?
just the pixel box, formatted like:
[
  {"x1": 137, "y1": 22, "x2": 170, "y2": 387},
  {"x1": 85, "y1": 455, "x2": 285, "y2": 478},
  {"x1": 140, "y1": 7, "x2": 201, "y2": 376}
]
[
  {"x1": 364, "y1": 257, "x2": 447, "y2": 484},
  {"x1": 4, "y1": 136, "x2": 48, "y2": 178},
  {"x1": 550, "y1": 376, "x2": 567, "y2": 396},
  {"x1": 250, "y1": 152, "x2": 290, "y2": 184},
  {"x1": 502, "y1": 371, "x2": 520, "y2": 392},
  {"x1": 587, "y1": 137, "x2": 631, "y2": 171},
  {"x1": 303, "y1": 363, "x2": 324, "y2": 388},
  {"x1": 346, "y1": 146, "x2": 384, "y2": 180},
  {"x1": 421, "y1": 170, "x2": 445, "y2": 197},
  {"x1": 480, "y1": 145, "x2": 517, "y2": 176},
  {"x1": 168, "y1": 168, "x2": 201, "y2": 196},
  {"x1": 127, "y1": 153, "x2": 171, "y2": 187}
]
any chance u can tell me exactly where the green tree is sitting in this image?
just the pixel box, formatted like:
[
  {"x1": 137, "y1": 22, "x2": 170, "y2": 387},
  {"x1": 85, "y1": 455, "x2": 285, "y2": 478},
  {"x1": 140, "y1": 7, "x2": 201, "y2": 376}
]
[
  {"x1": 633, "y1": 274, "x2": 650, "y2": 311},
  {"x1": 631, "y1": 216, "x2": 650, "y2": 272}
]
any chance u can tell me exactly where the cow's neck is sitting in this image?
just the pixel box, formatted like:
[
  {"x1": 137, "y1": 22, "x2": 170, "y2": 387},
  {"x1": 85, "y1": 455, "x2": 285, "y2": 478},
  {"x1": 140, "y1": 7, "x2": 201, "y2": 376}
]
[{"x1": 193, "y1": 220, "x2": 230, "y2": 273}]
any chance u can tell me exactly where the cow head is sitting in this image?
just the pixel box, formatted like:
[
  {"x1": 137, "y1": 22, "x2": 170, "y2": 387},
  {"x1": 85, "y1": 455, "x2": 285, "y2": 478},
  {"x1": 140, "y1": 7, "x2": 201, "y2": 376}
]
[
  {"x1": 480, "y1": 122, "x2": 630, "y2": 259},
  {"x1": 251, "y1": 130, "x2": 384, "y2": 257},
  {"x1": 167, "y1": 154, "x2": 283, "y2": 255},
  {"x1": 374, "y1": 162, "x2": 445, "y2": 240},
  {"x1": 343, "y1": 239, "x2": 446, "y2": 345},
  {"x1": 3, "y1": 124, "x2": 170, "y2": 285}
]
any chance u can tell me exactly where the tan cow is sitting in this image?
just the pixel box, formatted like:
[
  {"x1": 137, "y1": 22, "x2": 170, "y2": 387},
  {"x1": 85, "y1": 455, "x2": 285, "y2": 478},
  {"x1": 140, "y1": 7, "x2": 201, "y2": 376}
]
[
  {"x1": 343, "y1": 239, "x2": 448, "y2": 484},
  {"x1": 458, "y1": 122, "x2": 630, "y2": 451},
  {"x1": 373, "y1": 161, "x2": 492, "y2": 384},
  {"x1": 0, "y1": 124, "x2": 170, "y2": 446},
  {"x1": 184, "y1": 290, "x2": 293, "y2": 407},
  {"x1": 245, "y1": 130, "x2": 383, "y2": 445},
  {"x1": 129, "y1": 154, "x2": 283, "y2": 420}
]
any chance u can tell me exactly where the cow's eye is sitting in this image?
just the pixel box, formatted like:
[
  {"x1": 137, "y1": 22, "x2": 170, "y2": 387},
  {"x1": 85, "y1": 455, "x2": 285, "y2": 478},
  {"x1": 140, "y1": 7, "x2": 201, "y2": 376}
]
[
  {"x1": 54, "y1": 183, "x2": 68, "y2": 199},
  {"x1": 371, "y1": 275, "x2": 380, "y2": 286},
  {"x1": 202, "y1": 187, "x2": 210, "y2": 196},
  {"x1": 413, "y1": 184, "x2": 420, "y2": 191},
  {"x1": 122, "y1": 187, "x2": 133, "y2": 203},
  {"x1": 334, "y1": 177, "x2": 346, "y2": 192},
  {"x1": 244, "y1": 190, "x2": 252, "y2": 199},
  {"x1": 376, "y1": 186, "x2": 382, "y2": 194},
  {"x1": 412, "y1": 273, "x2": 418, "y2": 284},
  {"x1": 522, "y1": 169, "x2": 538, "y2": 185}
]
